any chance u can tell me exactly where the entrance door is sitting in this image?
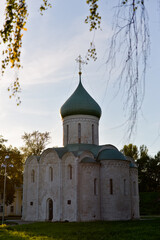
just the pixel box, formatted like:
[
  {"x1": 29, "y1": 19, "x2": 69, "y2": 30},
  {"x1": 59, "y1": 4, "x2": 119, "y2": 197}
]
[{"x1": 48, "y1": 199, "x2": 53, "y2": 221}]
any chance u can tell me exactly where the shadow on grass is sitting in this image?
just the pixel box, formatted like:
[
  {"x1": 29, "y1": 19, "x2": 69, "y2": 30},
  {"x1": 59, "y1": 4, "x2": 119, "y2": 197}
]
[{"x1": 0, "y1": 219, "x2": 160, "y2": 240}]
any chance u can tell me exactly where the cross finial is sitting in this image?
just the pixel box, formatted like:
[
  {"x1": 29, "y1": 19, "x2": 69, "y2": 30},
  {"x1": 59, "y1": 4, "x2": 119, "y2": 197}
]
[{"x1": 75, "y1": 55, "x2": 86, "y2": 76}]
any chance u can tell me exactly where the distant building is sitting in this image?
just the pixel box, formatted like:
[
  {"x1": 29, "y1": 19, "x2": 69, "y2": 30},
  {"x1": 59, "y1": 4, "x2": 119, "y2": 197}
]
[
  {"x1": 0, "y1": 186, "x2": 22, "y2": 217},
  {"x1": 22, "y1": 58, "x2": 139, "y2": 221}
]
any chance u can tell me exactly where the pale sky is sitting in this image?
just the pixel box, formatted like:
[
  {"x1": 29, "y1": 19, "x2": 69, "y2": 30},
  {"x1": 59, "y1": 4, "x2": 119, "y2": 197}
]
[{"x1": 0, "y1": 0, "x2": 160, "y2": 156}]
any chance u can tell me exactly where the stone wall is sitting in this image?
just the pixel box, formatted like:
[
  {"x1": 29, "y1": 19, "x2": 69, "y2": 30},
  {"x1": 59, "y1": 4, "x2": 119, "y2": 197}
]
[
  {"x1": 22, "y1": 156, "x2": 39, "y2": 221},
  {"x1": 100, "y1": 160, "x2": 132, "y2": 220},
  {"x1": 130, "y1": 168, "x2": 140, "y2": 219},
  {"x1": 79, "y1": 163, "x2": 100, "y2": 221},
  {"x1": 22, "y1": 150, "x2": 140, "y2": 222},
  {"x1": 63, "y1": 115, "x2": 99, "y2": 145}
]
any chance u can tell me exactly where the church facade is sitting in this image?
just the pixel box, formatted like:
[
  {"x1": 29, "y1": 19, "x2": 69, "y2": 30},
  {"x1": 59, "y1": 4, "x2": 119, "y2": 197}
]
[{"x1": 22, "y1": 67, "x2": 139, "y2": 222}]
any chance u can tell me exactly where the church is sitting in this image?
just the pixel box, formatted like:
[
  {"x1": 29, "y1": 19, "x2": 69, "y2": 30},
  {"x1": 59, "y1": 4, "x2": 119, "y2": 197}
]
[{"x1": 22, "y1": 57, "x2": 139, "y2": 222}]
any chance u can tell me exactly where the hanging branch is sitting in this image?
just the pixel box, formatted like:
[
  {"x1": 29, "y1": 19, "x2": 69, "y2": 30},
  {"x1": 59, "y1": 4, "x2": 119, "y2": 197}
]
[
  {"x1": 0, "y1": 0, "x2": 51, "y2": 105},
  {"x1": 85, "y1": 0, "x2": 101, "y2": 61},
  {"x1": 106, "y1": 0, "x2": 150, "y2": 139},
  {"x1": 85, "y1": 0, "x2": 150, "y2": 139}
]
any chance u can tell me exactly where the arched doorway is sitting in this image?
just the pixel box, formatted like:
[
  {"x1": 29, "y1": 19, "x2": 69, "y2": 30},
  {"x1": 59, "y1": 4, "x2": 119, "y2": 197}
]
[{"x1": 47, "y1": 198, "x2": 53, "y2": 221}]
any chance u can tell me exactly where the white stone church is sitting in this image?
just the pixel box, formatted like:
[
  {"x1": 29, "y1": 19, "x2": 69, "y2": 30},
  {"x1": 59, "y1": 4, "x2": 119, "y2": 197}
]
[{"x1": 22, "y1": 60, "x2": 139, "y2": 222}]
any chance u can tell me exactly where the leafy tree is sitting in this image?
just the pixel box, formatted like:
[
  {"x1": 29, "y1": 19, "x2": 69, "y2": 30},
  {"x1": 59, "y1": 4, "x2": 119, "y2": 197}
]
[
  {"x1": 21, "y1": 130, "x2": 51, "y2": 159},
  {"x1": 0, "y1": 141, "x2": 23, "y2": 205},
  {"x1": 137, "y1": 146, "x2": 160, "y2": 192},
  {"x1": 0, "y1": 135, "x2": 7, "y2": 148},
  {"x1": 121, "y1": 143, "x2": 138, "y2": 160},
  {"x1": 136, "y1": 145, "x2": 151, "y2": 192},
  {"x1": 137, "y1": 155, "x2": 160, "y2": 192},
  {"x1": 0, "y1": 0, "x2": 51, "y2": 105},
  {"x1": 121, "y1": 143, "x2": 160, "y2": 192}
]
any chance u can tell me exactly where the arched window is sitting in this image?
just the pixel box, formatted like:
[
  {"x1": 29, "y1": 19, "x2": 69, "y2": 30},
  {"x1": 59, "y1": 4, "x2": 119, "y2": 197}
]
[
  {"x1": 110, "y1": 179, "x2": 113, "y2": 195},
  {"x1": 31, "y1": 170, "x2": 35, "y2": 183},
  {"x1": 67, "y1": 125, "x2": 69, "y2": 144},
  {"x1": 78, "y1": 123, "x2": 81, "y2": 144},
  {"x1": 49, "y1": 167, "x2": 53, "y2": 181},
  {"x1": 92, "y1": 124, "x2": 94, "y2": 144},
  {"x1": 68, "y1": 165, "x2": 72, "y2": 180},
  {"x1": 94, "y1": 178, "x2": 97, "y2": 195}
]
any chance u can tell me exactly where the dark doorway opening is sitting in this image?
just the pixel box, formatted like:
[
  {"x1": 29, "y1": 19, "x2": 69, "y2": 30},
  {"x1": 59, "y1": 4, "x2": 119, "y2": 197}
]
[{"x1": 48, "y1": 199, "x2": 53, "y2": 221}]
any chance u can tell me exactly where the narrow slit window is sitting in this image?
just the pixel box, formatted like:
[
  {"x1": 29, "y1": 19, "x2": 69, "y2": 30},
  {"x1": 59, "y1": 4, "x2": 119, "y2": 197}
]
[
  {"x1": 68, "y1": 165, "x2": 72, "y2": 180},
  {"x1": 67, "y1": 125, "x2": 69, "y2": 144},
  {"x1": 31, "y1": 170, "x2": 35, "y2": 183},
  {"x1": 124, "y1": 179, "x2": 127, "y2": 195},
  {"x1": 49, "y1": 167, "x2": 53, "y2": 181},
  {"x1": 92, "y1": 124, "x2": 94, "y2": 144},
  {"x1": 94, "y1": 178, "x2": 97, "y2": 195},
  {"x1": 78, "y1": 123, "x2": 81, "y2": 144},
  {"x1": 110, "y1": 179, "x2": 113, "y2": 195}
]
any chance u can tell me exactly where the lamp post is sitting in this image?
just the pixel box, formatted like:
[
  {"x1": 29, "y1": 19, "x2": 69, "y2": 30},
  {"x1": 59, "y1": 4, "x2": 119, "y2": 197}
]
[{"x1": 1, "y1": 155, "x2": 13, "y2": 225}]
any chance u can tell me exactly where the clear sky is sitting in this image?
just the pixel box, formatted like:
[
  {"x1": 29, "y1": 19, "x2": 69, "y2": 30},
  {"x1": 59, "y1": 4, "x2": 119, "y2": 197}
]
[{"x1": 0, "y1": 0, "x2": 160, "y2": 156}]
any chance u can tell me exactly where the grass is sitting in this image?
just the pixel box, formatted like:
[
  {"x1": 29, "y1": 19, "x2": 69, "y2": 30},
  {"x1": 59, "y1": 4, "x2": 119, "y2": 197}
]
[{"x1": 0, "y1": 218, "x2": 160, "y2": 240}]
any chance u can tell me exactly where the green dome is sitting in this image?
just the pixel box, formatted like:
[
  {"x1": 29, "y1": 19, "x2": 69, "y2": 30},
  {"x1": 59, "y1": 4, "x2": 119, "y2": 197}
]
[
  {"x1": 98, "y1": 149, "x2": 126, "y2": 161},
  {"x1": 60, "y1": 78, "x2": 101, "y2": 119}
]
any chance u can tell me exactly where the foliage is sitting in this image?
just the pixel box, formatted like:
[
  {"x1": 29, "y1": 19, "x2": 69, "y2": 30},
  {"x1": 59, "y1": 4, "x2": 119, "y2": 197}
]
[
  {"x1": 137, "y1": 150, "x2": 160, "y2": 192},
  {"x1": 85, "y1": 0, "x2": 101, "y2": 61},
  {"x1": 21, "y1": 130, "x2": 51, "y2": 159},
  {"x1": 0, "y1": 141, "x2": 23, "y2": 205},
  {"x1": 121, "y1": 143, "x2": 160, "y2": 192},
  {"x1": 121, "y1": 143, "x2": 138, "y2": 160},
  {"x1": 40, "y1": 0, "x2": 52, "y2": 15},
  {"x1": 0, "y1": 0, "x2": 51, "y2": 105},
  {"x1": 0, "y1": 0, "x2": 28, "y2": 105},
  {"x1": 0, "y1": 220, "x2": 160, "y2": 239},
  {"x1": 139, "y1": 192, "x2": 160, "y2": 215},
  {"x1": 0, "y1": 1, "x2": 150, "y2": 134},
  {"x1": 0, "y1": 135, "x2": 7, "y2": 148}
]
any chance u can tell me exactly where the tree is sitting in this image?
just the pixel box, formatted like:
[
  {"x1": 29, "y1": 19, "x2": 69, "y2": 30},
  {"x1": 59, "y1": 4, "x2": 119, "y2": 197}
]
[
  {"x1": 121, "y1": 143, "x2": 138, "y2": 160},
  {"x1": 0, "y1": 1, "x2": 151, "y2": 136},
  {"x1": 0, "y1": 141, "x2": 23, "y2": 205},
  {"x1": 21, "y1": 130, "x2": 51, "y2": 159},
  {"x1": 136, "y1": 145, "x2": 151, "y2": 192},
  {"x1": 0, "y1": 0, "x2": 51, "y2": 105},
  {"x1": 122, "y1": 143, "x2": 160, "y2": 192}
]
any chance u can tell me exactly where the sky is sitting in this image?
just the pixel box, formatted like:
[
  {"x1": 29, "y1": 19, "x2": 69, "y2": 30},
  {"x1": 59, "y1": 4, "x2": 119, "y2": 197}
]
[{"x1": 0, "y1": 0, "x2": 160, "y2": 156}]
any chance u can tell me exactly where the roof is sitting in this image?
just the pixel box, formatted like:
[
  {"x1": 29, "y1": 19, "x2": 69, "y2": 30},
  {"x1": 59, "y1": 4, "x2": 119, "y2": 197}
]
[
  {"x1": 81, "y1": 157, "x2": 97, "y2": 163},
  {"x1": 97, "y1": 149, "x2": 126, "y2": 161},
  {"x1": 60, "y1": 77, "x2": 102, "y2": 119},
  {"x1": 27, "y1": 143, "x2": 136, "y2": 168},
  {"x1": 53, "y1": 144, "x2": 127, "y2": 162}
]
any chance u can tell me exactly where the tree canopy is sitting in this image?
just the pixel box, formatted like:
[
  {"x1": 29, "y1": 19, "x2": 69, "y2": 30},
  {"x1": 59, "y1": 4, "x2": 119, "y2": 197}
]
[
  {"x1": 0, "y1": 131, "x2": 50, "y2": 205},
  {"x1": 121, "y1": 143, "x2": 160, "y2": 192},
  {"x1": 0, "y1": 142, "x2": 23, "y2": 205},
  {"x1": 21, "y1": 130, "x2": 51, "y2": 159}
]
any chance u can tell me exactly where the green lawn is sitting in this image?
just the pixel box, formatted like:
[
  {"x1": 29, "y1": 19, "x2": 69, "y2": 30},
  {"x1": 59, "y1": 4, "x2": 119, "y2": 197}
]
[{"x1": 0, "y1": 219, "x2": 160, "y2": 240}]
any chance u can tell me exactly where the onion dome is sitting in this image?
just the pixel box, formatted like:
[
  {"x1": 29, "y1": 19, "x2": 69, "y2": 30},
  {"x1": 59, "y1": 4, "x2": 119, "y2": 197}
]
[{"x1": 60, "y1": 75, "x2": 101, "y2": 119}]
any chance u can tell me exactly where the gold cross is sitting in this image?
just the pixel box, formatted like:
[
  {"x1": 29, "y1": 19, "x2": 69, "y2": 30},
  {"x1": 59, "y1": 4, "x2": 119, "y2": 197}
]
[{"x1": 75, "y1": 55, "x2": 86, "y2": 75}]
